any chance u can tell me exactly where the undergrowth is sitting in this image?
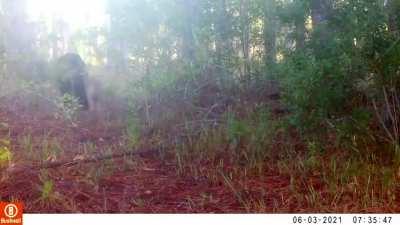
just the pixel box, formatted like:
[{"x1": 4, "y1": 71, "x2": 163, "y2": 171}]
[{"x1": 126, "y1": 63, "x2": 400, "y2": 212}]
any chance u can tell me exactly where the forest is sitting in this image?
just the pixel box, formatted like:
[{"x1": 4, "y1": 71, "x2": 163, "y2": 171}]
[{"x1": 0, "y1": 0, "x2": 399, "y2": 213}]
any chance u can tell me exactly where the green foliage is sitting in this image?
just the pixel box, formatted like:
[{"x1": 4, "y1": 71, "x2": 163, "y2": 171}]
[
  {"x1": 0, "y1": 122, "x2": 11, "y2": 167},
  {"x1": 0, "y1": 139, "x2": 11, "y2": 167},
  {"x1": 125, "y1": 116, "x2": 141, "y2": 149},
  {"x1": 36, "y1": 171, "x2": 58, "y2": 205},
  {"x1": 277, "y1": 0, "x2": 309, "y2": 23},
  {"x1": 278, "y1": 51, "x2": 353, "y2": 134},
  {"x1": 278, "y1": 0, "x2": 399, "y2": 151},
  {"x1": 332, "y1": 108, "x2": 373, "y2": 148},
  {"x1": 227, "y1": 112, "x2": 251, "y2": 148},
  {"x1": 225, "y1": 107, "x2": 277, "y2": 170},
  {"x1": 40, "y1": 179, "x2": 54, "y2": 201},
  {"x1": 304, "y1": 141, "x2": 323, "y2": 171}
]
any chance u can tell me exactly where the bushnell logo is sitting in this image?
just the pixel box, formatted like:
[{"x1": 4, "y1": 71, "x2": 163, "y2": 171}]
[{"x1": 0, "y1": 202, "x2": 23, "y2": 225}]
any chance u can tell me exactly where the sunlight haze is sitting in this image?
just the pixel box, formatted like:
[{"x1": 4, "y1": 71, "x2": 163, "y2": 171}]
[{"x1": 26, "y1": 0, "x2": 107, "y2": 30}]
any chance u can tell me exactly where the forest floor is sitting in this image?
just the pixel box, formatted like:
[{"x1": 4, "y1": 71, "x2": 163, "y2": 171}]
[
  {"x1": 0, "y1": 99, "x2": 292, "y2": 213},
  {"x1": 0, "y1": 97, "x2": 399, "y2": 213}
]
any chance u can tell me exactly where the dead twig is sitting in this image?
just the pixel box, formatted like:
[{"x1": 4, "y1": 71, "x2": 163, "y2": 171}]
[{"x1": 7, "y1": 149, "x2": 157, "y2": 173}]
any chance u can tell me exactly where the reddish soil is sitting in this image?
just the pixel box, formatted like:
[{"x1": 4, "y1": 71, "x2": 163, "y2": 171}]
[
  {"x1": 1, "y1": 100, "x2": 397, "y2": 213},
  {"x1": 0, "y1": 100, "x2": 298, "y2": 213}
]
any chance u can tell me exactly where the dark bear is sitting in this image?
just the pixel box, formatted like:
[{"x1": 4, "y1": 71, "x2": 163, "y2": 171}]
[{"x1": 54, "y1": 53, "x2": 89, "y2": 110}]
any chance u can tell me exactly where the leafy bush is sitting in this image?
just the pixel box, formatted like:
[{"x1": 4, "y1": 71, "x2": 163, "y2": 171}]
[
  {"x1": 278, "y1": 51, "x2": 354, "y2": 135},
  {"x1": 278, "y1": 2, "x2": 400, "y2": 153},
  {"x1": 0, "y1": 138, "x2": 11, "y2": 167}
]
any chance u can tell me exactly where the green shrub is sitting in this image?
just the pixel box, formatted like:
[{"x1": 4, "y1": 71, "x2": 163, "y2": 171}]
[{"x1": 277, "y1": 2, "x2": 400, "y2": 151}]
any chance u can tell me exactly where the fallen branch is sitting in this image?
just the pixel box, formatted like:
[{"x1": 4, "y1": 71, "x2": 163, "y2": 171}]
[{"x1": 7, "y1": 149, "x2": 158, "y2": 173}]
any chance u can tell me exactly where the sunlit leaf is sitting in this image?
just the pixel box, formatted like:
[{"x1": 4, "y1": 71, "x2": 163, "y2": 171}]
[{"x1": 0, "y1": 146, "x2": 12, "y2": 165}]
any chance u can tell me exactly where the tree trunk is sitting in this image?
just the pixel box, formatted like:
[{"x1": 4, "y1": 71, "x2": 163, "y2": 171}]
[
  {"x1": 310, "y1": 0, "x2": 331, "y2": 41},
  {"x1": 181, "y1": 0, "x2": 196, "y2": 65},
  {"x1": 310, "y1": 0, "x2": 332, "y2": 56},
  {"x1": 215, "y1": 0, "x2": 231, "y2": 66},
  {"x1": 295, "y1": 18, "x2": 306, "y2": 50},
  {"x1": 240, "y1": 0, "x2": 251, "y2": 78},
  {"x1": 263, "y1": 0, "x2": 277, "y2": 67},
  {"x1": 387, "y1": 0, "x2": 399, "y2": 37}
]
